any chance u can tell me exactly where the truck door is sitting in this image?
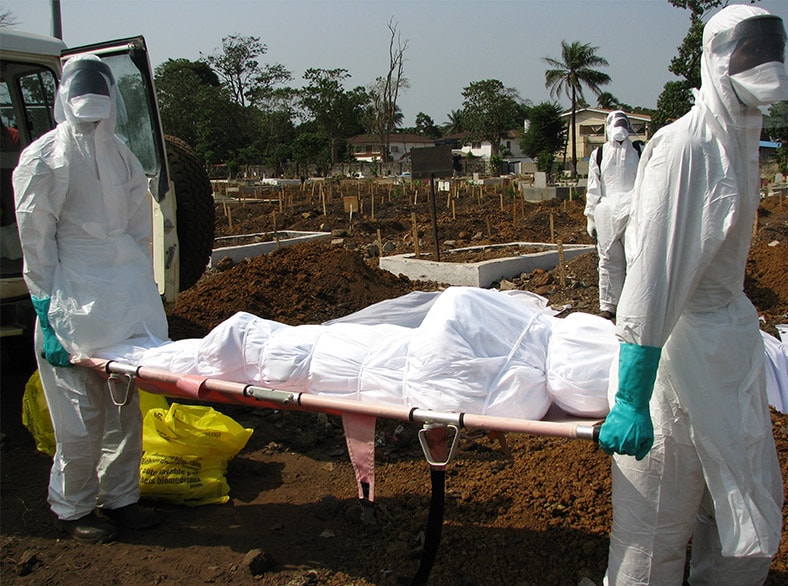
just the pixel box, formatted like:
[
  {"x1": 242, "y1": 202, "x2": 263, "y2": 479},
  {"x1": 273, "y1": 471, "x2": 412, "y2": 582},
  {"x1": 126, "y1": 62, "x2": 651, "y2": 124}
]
[{"x1": 63, "y1": 36, "x2": 180, "y2": 302}]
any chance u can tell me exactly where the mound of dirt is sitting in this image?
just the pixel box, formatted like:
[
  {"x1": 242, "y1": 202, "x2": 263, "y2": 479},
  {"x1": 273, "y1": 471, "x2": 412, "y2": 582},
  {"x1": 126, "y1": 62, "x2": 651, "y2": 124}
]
[{"x1": 168, "y1": 242, "x2": 418, "y2": 338}]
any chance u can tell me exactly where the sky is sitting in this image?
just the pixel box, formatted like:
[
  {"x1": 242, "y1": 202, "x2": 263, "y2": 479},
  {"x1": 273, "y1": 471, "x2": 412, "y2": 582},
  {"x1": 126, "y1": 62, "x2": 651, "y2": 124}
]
[{"x1": 4, "y1": 0, "x2": 788, "y2": 127}]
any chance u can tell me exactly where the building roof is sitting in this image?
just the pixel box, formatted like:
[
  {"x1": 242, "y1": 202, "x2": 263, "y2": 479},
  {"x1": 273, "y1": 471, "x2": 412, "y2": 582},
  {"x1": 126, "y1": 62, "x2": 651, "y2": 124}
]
[{"x1": 560, "y1": 107, "x2": 652, "y2": 123}]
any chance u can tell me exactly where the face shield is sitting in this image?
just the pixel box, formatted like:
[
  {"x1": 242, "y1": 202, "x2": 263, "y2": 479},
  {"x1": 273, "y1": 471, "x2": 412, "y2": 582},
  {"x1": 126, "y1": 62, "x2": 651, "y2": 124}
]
[
  {"x1": 720, "y1": 15, "x2": 788, "y2": 107},
  {"x1": 66, "y1": 59, "x2": 114, "y2": 122},
  {"x1": 55, "y1": 54, "x2": 126, "y2": 127}
]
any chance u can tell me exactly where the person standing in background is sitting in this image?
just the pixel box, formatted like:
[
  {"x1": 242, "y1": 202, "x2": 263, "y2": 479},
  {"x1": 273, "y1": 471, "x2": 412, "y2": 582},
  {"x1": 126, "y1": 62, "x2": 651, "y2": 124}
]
[{"x1": 584, "y1": 110, "x2": 642, "y2": 321}]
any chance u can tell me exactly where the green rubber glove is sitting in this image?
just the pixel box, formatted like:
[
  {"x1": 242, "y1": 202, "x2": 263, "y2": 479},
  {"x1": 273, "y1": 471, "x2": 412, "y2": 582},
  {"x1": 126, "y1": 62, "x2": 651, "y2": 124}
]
[
  {"x1": 598, "y1": 342, "x2": 661, "y2": 460},
  {"x1": 31, "y1": 296, "x2": 72, "y2": 368}
]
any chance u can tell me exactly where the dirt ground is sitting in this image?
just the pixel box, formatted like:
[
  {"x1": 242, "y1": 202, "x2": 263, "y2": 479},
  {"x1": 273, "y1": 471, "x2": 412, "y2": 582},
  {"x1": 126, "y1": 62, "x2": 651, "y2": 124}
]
[{"x1": 1, "y1": 180, "x2": 787, "y2": 585}]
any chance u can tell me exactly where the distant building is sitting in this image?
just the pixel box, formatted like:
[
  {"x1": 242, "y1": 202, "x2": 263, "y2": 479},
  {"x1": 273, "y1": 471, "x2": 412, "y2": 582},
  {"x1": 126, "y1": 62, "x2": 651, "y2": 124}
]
[
  {"x1": 439, "y1": 130, "x2": 531, "y2": 174},
  {"x1": 348, "y1": 133, "x2": 434, "y2": 163},
  {"x1": 440, "y1": 130, "x2": 525, "y2": 159}
]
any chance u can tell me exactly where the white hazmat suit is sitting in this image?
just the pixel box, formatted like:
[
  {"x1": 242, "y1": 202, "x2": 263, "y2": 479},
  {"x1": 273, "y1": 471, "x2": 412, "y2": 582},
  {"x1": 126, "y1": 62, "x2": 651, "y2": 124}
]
[
  {"x1": 13, "y1": 54, "x2": 168, "y2": 533},
  {"x1": 584, "y1": 111, "x2": 640, "y2": 317},
  {"x1": 601, "y1": 5, "x2": 786, "y2": 584}
]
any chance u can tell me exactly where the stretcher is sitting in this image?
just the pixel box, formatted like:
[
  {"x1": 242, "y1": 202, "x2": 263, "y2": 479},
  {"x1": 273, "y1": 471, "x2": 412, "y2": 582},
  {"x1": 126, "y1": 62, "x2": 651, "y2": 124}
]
[{"x1": 77, "y1": 355, "x2": 603, "y2": 585}]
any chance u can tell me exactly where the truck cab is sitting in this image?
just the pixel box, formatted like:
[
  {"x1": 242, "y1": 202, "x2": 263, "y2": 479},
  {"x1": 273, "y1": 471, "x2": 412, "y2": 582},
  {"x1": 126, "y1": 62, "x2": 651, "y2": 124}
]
[{"x1": 0, "y1": 30, "x2": 214, "y2": 351}]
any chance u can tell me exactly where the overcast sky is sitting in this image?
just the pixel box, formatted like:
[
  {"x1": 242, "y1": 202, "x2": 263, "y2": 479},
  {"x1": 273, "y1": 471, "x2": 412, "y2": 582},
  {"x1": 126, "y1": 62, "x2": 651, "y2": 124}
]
[{"x1": 4, "y1": 0, "x2": 788, "y2": 126}]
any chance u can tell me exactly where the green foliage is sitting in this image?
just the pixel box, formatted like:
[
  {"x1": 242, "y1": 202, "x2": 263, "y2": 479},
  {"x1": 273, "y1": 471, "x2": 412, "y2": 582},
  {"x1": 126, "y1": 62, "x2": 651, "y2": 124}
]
[
  {"x1": 461, "y1": 79, "x2": 525, "y2": 154},
  {"x1": 520, "y1": 102, "x2": 566, "y2": 163},
  {"x1": 775, "y1": 145, "x2": 788, "y2": 175},
  {"x1": 764, "y1": 101, "x2": 788, "y2": 143},
  {"x1": 155, "y1": 58, "x2": 235, "y2": 160},
  {"x1": 442, "y1": 109, "x2": 465, "y2": 136},
  {"x1": 299, "y1": 68, "x2": 369, "y2": 164},
  {"x1": 489, "y1": 153, "x2": 505, "y2": 175},
  {"x1": 415, "y1": 112, "x2": 441, "y2": 138},
  {"x1": 537, "y1": 150, "x2": 556, "y2": 173},
  {"x1": 668, "y1": 14, "x2": 706, "y2": 89},
  {"x1": 651, "y1": 80, "x2": 694, "y2": 131},
  {"x1": 203, "y1": 34, "x2": 292, "y2": 109}
]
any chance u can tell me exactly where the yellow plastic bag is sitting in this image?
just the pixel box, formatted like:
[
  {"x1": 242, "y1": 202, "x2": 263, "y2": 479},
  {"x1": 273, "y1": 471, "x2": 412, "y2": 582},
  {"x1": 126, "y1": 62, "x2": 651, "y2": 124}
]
[
  {"x1": 21, "y1": 371, "x2": 167, "y2": 458},
  {"x1": 140, "y1": 403, "x2": 253, "y2": 506},
  {"x1": 21, "y1": 370, "x2": 56, "y2": 457},
  {"x1": 139, "y1": 388, "x2": 170, "y2": 413}
]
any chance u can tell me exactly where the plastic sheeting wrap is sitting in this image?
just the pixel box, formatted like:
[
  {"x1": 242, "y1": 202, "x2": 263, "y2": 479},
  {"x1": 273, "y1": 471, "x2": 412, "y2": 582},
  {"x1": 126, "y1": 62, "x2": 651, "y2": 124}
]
[{"x1": 94, "y1": 287, "x2": 788, "y2": 420}]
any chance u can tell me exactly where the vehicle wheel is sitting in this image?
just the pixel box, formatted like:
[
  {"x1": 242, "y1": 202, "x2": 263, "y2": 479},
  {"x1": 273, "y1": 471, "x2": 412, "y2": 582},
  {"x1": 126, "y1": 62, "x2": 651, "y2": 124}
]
[{"x1": 164, "y1": 135, "x2": 215, "y2": 291}]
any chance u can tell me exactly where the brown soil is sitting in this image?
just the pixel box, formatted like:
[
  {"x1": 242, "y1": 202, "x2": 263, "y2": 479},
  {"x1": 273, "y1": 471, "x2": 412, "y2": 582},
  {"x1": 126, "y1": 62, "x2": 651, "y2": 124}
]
[{"x1": 2, "y1": 182, "x2": 787, "y2": 586}]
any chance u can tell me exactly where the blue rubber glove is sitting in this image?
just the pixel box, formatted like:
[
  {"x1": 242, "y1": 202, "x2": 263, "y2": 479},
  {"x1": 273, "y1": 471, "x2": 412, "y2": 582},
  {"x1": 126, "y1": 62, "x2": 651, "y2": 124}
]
[
  {"x1": 31, "y1": 296, "x2": 72, "y2": 367},
  {"x1": 598, "y1": 342, "x2": 661, "y2": 460}
]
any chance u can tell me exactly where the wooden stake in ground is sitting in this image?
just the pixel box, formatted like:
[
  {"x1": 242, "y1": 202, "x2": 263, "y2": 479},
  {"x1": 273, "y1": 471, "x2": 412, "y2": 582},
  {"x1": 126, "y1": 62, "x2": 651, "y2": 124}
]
[
  {"x1": 411, "y1": 212, "x2": 420, "y2": 257},
  {"x1": 377, "y1": 228, "x2": 383, "y2": 256},
  {"x1": 557, "y1": 239, "x2": 566, "y2": 288},
  {"x1": 550, "y1": 213, "x2": 555, "y2": 243},
  {"x1": 321, "y1": 187, "x2": 327, "y2": 216},
  {"x1": 429, "y1": 174, "x2": 441, "y2": 262},
  {"x1": 227, "y1": 202, "x2": 233, "y2": 230},
  {"x1": 272, "y1": 211, "x2": 280, "y2": 248}
]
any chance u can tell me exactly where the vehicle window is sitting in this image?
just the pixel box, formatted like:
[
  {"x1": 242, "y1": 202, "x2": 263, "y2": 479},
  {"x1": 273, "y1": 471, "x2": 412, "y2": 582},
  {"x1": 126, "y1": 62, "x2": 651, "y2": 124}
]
[
  {"x1": 1, "y1": 81, "x2": 21, "y2": 149},
  {"x1": 16, "y1": 67, "x2": 57, "y2": 142},
  {"x1": 101, "y1": 53, "x2": 159, "y2": 175},
  {"x1": 1, "y1": 80, "x2": 20, "y2": 235}
]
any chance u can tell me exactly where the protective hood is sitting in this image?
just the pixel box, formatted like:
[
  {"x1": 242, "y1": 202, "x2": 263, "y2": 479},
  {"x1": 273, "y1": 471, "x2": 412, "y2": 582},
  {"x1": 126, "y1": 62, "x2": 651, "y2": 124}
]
[
  {"x1": 606, "y1": 110, "x2": 634, "y2": 144},
  {"x1": 699, "y1": 5, "x2": 786, "y2": 131},
  {"x1": 54, "y1": 54, "x2": 127, "y2": 133}
]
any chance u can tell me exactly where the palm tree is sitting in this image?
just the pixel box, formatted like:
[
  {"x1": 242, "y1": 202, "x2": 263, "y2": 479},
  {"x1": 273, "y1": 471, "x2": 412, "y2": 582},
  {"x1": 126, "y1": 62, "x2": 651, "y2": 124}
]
[
  {"x1": 596, "y1": 91, "x2": 619, "y2": 110},
  {"x1": 544, "y1": 41, "x2": 611, "y2": 177},
  {"x1": 443, "y1": 109, "x2": 464, "y2": 136}
]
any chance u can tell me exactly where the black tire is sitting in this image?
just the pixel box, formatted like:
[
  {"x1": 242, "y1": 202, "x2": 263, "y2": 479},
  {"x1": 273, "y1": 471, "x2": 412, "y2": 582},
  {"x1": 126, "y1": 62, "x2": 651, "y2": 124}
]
[{"x1": 164, "y1": 135, "x2": 215, "y2": 291}]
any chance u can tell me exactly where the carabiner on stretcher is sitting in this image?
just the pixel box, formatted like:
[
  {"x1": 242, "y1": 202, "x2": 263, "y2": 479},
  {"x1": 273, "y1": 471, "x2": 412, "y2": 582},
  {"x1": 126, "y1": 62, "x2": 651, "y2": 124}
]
[
  {"x1": 107, "y1": 372, "x2": 135, "y2": 406},
  {"x1": 417, "y1": 423, "x2": 460, "y2": 468}
]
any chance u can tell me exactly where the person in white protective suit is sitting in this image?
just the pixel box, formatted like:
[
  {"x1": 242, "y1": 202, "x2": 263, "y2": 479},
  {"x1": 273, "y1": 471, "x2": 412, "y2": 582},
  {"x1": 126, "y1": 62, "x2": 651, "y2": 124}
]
[
  {"x1": 13, "y1": 54, "x2": 169, "y2": 543},
  {"x1": 584, "y1": 111, "x2": 641, "y2": 320},
  {"x1": 598, "y1": 5, "x2": 787, "y2": 584}
]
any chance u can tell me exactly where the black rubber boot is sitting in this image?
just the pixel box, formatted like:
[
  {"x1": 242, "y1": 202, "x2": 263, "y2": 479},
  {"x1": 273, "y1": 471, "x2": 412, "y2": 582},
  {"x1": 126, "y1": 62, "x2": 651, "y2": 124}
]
[
  {"x1": 57, "y1": 512, "x2": 118, "y2": 543},
  {"x1": 98, "y1": 503, "x2": 160, "y2": 530}
]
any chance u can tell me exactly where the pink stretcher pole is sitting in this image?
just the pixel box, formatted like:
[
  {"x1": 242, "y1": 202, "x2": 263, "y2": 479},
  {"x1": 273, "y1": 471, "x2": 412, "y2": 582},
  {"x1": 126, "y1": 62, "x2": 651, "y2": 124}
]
[{"x1": 77, "y1": 358, "x2": 602, "y2": 441}]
